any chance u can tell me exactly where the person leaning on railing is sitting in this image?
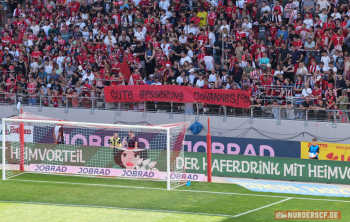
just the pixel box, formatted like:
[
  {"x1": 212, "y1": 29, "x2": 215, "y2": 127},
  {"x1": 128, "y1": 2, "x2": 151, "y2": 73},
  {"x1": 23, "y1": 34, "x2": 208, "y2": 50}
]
[
  {"x1": 336, "y1": 89, "x2": 349, "y2": 111},
  {"x1": 325, "y1": 89, "x2": 336, "y2": 121},
  {"x1": 311, "y1": 99, "x2": 327, "y2": 120},
  {"x1": 5, "y1": 87, "x2": 15, "y2": 103},
  {"x1": 267, "y1": 100, "x2": 281, "y2": 119},
  {"x1": 334, "y1": 105, "x2": 350, "y2": 123},
  {"x1": 299, "y1": 96, "x2": 313, "y2": 109},
  {"x1": 250, "y1": 97, "x2": 263, "y2": 117}
]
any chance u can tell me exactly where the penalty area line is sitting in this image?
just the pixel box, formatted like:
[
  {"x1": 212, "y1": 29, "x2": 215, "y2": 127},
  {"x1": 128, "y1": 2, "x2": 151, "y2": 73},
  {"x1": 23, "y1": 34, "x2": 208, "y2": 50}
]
[
  {"x1": 232, "y1": 197, "x2": 293, "y2": 218},
  {"x1": 0, "y1": 200, "x2": 237, "y2": 218},
  {"x1": 8, "y1": 179, "x2": 350, "y2": 203}
]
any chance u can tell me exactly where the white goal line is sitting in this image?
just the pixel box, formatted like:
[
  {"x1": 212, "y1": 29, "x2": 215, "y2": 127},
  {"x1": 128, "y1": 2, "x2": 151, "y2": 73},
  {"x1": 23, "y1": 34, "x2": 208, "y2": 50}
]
[{"x1": 8, "y1": 179, "x2": 350, "y2": 203}]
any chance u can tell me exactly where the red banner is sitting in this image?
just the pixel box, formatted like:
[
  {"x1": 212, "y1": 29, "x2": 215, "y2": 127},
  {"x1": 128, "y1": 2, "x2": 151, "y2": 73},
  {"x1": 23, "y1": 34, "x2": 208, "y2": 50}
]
[{"x1": 104, "y1": 85, "x2": 251, "y2": 108}]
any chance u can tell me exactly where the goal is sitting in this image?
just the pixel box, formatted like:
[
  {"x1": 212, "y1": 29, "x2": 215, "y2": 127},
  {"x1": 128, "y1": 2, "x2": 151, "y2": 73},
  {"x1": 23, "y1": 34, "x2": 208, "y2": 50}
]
[{"x1": 1, "y1": 112, "x2": 190, "y2": 190}]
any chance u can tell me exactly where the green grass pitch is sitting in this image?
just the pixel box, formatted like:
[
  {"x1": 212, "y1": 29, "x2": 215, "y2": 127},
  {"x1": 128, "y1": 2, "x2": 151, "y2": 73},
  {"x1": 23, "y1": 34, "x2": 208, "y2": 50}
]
[{"x1": 0, "y1": 173, "x2": 350, "y2": 221}]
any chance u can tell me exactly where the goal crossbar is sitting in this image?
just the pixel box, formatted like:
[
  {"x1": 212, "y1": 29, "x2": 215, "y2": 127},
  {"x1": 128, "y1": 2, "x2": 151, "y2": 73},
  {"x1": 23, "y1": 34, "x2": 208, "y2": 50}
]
[{"x1": 2, "y1": 118, "x2": 174, "y2": 130}]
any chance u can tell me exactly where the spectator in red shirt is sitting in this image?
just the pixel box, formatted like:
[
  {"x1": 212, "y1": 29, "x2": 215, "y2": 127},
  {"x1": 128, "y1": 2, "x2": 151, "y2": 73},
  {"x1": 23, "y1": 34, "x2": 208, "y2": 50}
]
[{"x1": 311, "y1": 84, "x2": 322, "y2": 104}]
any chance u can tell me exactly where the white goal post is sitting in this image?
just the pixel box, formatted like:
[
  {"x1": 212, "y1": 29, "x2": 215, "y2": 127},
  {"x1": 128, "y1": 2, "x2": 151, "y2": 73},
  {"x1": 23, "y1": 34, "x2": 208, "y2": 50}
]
[{"x1": 2, "y1": 113, "x2": 190, "y2": 190}]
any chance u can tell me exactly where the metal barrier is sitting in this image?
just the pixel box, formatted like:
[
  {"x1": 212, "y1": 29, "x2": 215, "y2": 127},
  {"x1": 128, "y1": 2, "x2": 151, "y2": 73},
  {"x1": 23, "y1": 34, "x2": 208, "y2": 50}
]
[
  {"x1": 2, "y1": 92, "x2": 350, "y2": 124},
  {"x1": 0, "y1": 92, "x2": 16, "y2": 105},
  {"x1": 250, "y1": 106, "x2": 349, "y2": 123}
]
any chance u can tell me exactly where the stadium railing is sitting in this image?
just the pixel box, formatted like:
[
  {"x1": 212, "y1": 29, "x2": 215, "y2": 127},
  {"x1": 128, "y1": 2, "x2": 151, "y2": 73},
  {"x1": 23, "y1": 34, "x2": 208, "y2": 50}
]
[{"x1": 1, "y1": 92, "x2": 350, "y2": 124}]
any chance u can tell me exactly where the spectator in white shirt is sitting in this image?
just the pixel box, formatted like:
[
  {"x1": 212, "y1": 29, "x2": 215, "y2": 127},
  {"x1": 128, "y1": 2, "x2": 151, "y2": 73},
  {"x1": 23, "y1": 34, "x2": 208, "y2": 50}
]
[
  {"x1": 159, "y1": 0, "x2": 170, "y2": 14},
  {"x1": 236, "y1": 0, "x2": 245, "y2": 8},
  {"x1": 209, "y1": 28, "x2": 216, "y2": 46},
  {"x1": 30, "y1": 20, "x2": 40, "y2": 36},
  {"x1": 301, "y1": 82, "x2": 312, "y2": 99},
  {"x1": 76, "y1": 17, "x2": 86, "y2": 30},
  {"x1": 179, "y1": 32, "x2": 188, "y2": 44},
  {"x1": 221, "y1": 70, "x2": 229, "y2": 83},
  {"x1": 104, "y1": 30, "x2": 117, "y2": 46},
  {"x1": 160, "y1": 37, "x2": 171, "y2": 56},
  {"x1": 219, "y1": 20, "x2": 230, "y2": 33},
  {"x1": 203, "y1": 51, "x2": 215, "y2": 70},
  {"x1": 328, "y1": 63, "x2": 337, "y2": 74},
  {"x1": 152, "y1": 77, "x2": 163, "y2": 85},
  {"x1": 176, "y1": 71, "x2": 188, "y2": 85},
  {"x1": 260, "y1": 1, "x2": 271, "y2": 13},
  {"x1": 321, "y1": 52, "x2": 331, "y2": 70},
  {"x1": 188, "y1": 69, "x2": 196, "y2": 84},
  {"x1": 160, "y1": 10, "x2": 168, "y2": 24},
  {"x1": 82, "y1": 69, "x2": 95, "y2": 85},
  {"x1": 317, "y1": 0, "x2": 330, "y2": 11},
  {"x1": 56, "y1": 51, "x2": 66, "y2": 68},
  {"x1": 331, "y1": 8, "x2": 341, "y2": 20},
  {"x1": 185, "y1": 45, "x2": 194, "y2": 58},
  {"x1": 41, "y1": 20, "x2": 51, "y2": 36},
  {"x1": 196, "y1": 74, "x2": 205, "y2": 87},
  {"x1": 242, "y1": 18, "x2": 252, "y2": 37},
  {"x1": 134, "y1": 26, "x2": 145, "y2": 42},
  {"x1": 303, "y1": 13, "x2": 314, "y2": 29},
  {"x1": 185, "y1": 22, "x2": 198, "y2": 35},
  {"x1": 179, "y1": 51, "x2": 192, "y2": 65},
  {"x1": 208, "y1": 69, "x2": 217, "y2": 82}
]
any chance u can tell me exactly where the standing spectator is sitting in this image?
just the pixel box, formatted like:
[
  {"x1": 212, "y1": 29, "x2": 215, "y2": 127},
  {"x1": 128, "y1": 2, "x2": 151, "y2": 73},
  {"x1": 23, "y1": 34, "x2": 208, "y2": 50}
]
[
  {"x1": 197, "y1": 7, "x2": 207, "y2": 27},
  {"x1": 145, "y1": 43, "x2": 156, "y2": 75},
  {"x1": 230, "y1": 62, "x2": 243, "y2": 85},
  {"x1": 134, "y1": 41, "x2": 146, "y2": 73},
  {"x1": 279, "y1": 42, "x2": 289, "y2": 66},
  {"x1": 289, "y1": 45, "x2": 303, "y2": 75},
  {"x1": 336, "y1": 73, "x2": 346, "y2": 97},
  {"x1": 283, "y1": 58, "x2": 294, "y2": 82},
  {"x1": 283, "y1": 101, "x2": 295, "y2": 119},
  {"x1": 27, "y1": 76, "x2": 37, "y2": 106},
  {"x1": 337, "y1": 89, "x2": 349, "y2": 111},
  {"x1": 303, "y1": 0, "x2": 314, "y2": 15},
  {"x1": 202, "y1": 51, "x2": 215, "y2": 70}
]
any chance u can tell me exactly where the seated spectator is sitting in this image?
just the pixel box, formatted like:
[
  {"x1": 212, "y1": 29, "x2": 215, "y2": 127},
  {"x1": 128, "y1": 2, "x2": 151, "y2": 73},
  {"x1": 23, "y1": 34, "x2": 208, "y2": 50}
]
[{"x1": 146, "y1": 74, "x2": 155, "y2": 85}]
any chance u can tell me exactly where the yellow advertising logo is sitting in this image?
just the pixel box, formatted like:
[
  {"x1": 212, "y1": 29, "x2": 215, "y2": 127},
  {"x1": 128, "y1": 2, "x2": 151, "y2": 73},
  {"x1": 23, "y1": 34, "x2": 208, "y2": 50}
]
[{"x1": 301, "y1": 142, "x2": 350, "y2": 161}]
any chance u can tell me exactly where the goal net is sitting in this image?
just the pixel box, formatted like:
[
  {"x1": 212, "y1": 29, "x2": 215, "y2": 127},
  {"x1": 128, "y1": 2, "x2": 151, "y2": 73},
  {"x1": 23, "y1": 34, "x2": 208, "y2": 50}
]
[{"x1": 1, "y1": 112, "x2": 190, "y2": 190}]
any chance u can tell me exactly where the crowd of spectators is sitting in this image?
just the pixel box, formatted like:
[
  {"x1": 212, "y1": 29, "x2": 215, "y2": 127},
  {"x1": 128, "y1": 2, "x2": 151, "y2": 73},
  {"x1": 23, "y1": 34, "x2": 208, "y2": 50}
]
[{"x1": 1, "y1": 0, "x2": 350, "y2": 121}]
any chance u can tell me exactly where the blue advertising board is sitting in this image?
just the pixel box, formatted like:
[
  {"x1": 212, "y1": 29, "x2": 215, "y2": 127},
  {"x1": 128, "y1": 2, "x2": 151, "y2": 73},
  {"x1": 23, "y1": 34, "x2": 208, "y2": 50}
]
[
  {"x1": 184, "y1": 135, "x2": 300, "y2": 158},
  {"x1": 31, "y1": 126, "x2": 300, "y2": 158}
]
